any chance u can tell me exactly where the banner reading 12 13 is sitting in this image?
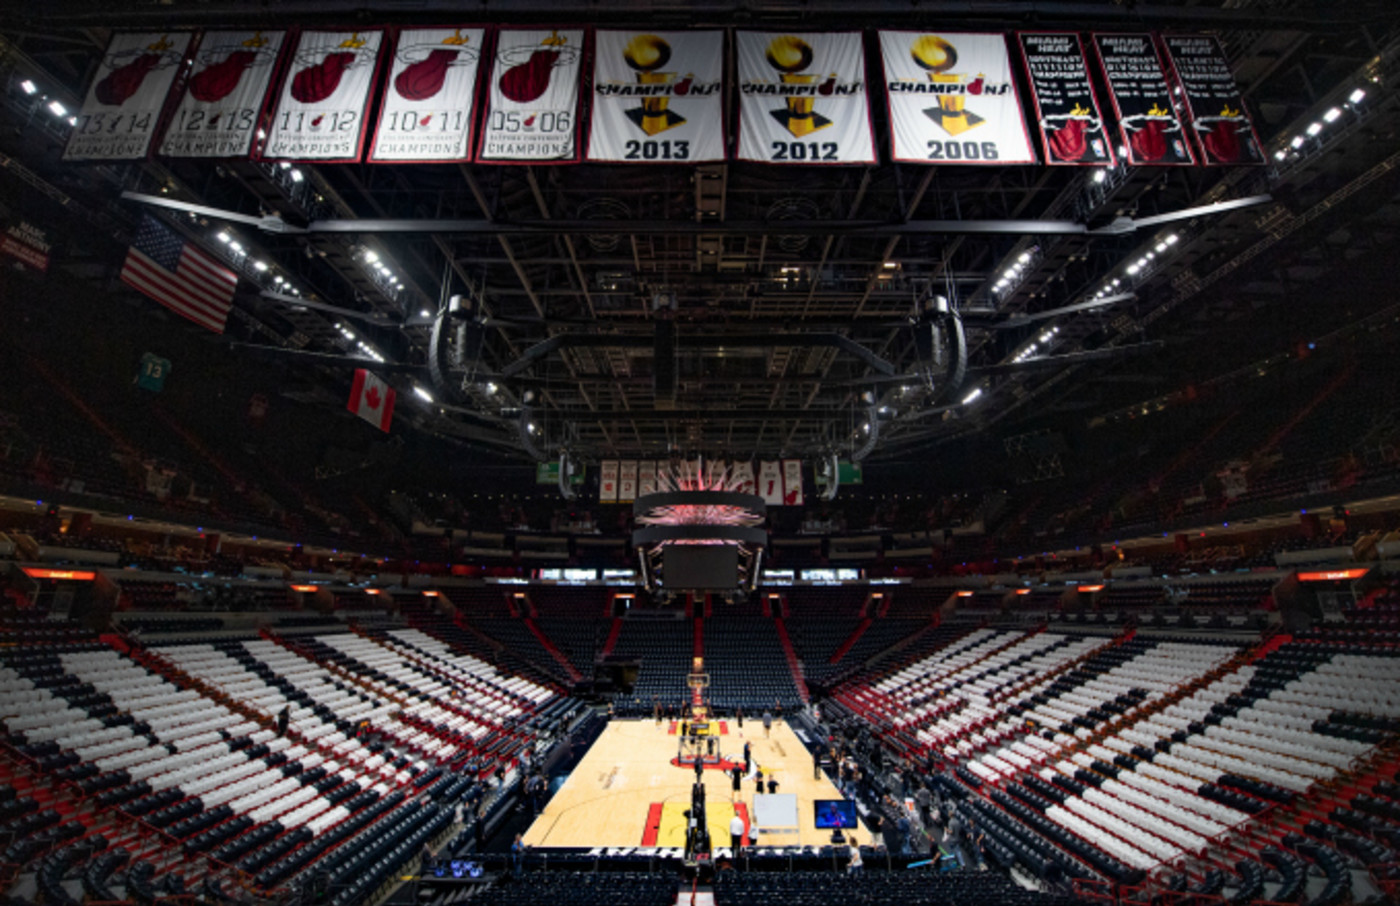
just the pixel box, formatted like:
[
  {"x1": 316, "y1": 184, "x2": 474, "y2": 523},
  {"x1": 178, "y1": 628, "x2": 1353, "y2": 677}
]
[
  {"x1": 736, "y1": 31, "x2": 875, "y2": 165},
  {"x1": 370, "y1": 27, "x2": 486, "y2": 163},
  {"x1": 1018, "y1": 32, "x2": 1114, "y2": 166},
  {"x1": 160, "y1": 30, "x2": 287, "y2": 159},
  {"x1": 262, "y1": 29, "x2": 385, "y2": 161},
  {"x1": 478, "y1": 28, "x2": 585, "y2": 163},
  {"x1": 64, "y1": 32, "x2": 192, "y2": 161}
]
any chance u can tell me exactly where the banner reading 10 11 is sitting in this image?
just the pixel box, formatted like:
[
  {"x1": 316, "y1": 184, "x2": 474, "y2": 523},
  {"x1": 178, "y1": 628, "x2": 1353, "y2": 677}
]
[{"x1": 369, "y1": 27, "x2": 486, "y2": 163}]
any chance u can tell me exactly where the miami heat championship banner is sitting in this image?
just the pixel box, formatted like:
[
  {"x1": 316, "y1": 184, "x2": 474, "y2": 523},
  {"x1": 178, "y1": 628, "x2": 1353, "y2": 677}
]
[
  {"x1": 782, "y1": 459, "x2": 805, "y2": 506},
  {"x1": 159, "y1": 30, "x2": 287, "y2": 158},
  {"x1": 732, "y1": 461, "x2": 757, "y2": 496},
  {"x1": 1092, "y1": 34, "x2": 1195, "y2": 166},
  {"x1": 599, "y1": 460, "x2": 619, "y2": 502},
  {"x1": 477, "y1": 28, "x2": 585, "y2": 163},
  {"x1": 262, "y1": 29, "x2": 385, "y2": 161},
  {"x1": 880, "y1": 31, "x2": 1036, "y2": 165},
  {"x1": 64, "y1": 32, "x2": 193, "y2": 161},
  {"x1": 1162, "y1": 35, "x2": 1264, "y2": 166},
  {"x1": 736, "y1": 31, "x2": 875, "y2": 165},
  {"x1": 588, "y1": 30, "x2": 725, "y2": 163},
  {"x1": 1018, "y1": 32, "x2": 1114, "y2": 166},
  {"x1": 637, "y1": 461, "x2": 658, "y2": 496},
  {"x1": 369, "y1": 27, "x2": 486, "y2": 163}
]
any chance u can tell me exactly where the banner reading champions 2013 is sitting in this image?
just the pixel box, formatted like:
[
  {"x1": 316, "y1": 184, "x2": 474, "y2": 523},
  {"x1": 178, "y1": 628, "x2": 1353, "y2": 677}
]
[
  {"x1": 736, "y1": 31, "x2": 875, "y2": 164},
  {"x1": 159, "y1": 30, "x2": 286, "y2": 159},
  {"x1": 589, "y1": 30, "x2": 725, "y2": 163},
  {"x1": 478, "y1": 28, "x2": 585, "y2": 163},
  {"x1": 880, "y1": 31, "x2": 1036, "y2": 165},
  {"x1": 64, "y1": 32, "x2": 193, "y2": 161},
  {"x1": 369, "y1": 27, "x2": 486, "y2": 163},
  {"x1": 262, "y1": 30, "x2": 385, "y2": 161}
]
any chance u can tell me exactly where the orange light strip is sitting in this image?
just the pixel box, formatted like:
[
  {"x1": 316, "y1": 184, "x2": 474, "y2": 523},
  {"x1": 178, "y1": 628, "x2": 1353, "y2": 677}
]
[
  {"x1": 290, "y1": 584, "x2": 318, "y2": 592},
  {"x1": 1014, "y1": 589, "x2": 1032, "y2": 596},
  {"x1": 21, "y1": 568, "x2": 96, "y2": 581},
  {"x1": 365, "y1": 588, "x2": 382, "y2": 595},
  {"x1": 423, "y1": 590, "x2": 441, "y2": 597},
  {"x1": 955, "y1": 590, "x2": 975, "y2": 597},
  {"x1": 1298, "y1": 568, "x2": 1369, "y2": 582},
  {"x1": 1077, "y1": 584, "x2": 1104, "y2": 592}
]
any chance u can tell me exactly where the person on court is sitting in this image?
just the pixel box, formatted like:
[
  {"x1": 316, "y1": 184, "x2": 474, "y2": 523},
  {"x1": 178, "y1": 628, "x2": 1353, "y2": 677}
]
[
  {"x1": 762, "y1": 710, "x2": 772, "y2": 738},
  {"x1": 754, "y1": 768, "x2": 764, "y2": 795},
  {"x1": 729, "y1": 812, "x2": 746, "y2": 855},
  {"x1": 730, "y1": 765, "x2": 743, "y2": 801},
  {"x1": 743, "y1": 741, "x2": 752, "y2": 773}
]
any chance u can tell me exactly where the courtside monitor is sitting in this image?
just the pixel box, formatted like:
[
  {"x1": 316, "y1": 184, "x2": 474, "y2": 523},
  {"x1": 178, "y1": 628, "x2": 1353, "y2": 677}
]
[{"x1": 814, "y1": 799, "x2": 858, "y2": 829}]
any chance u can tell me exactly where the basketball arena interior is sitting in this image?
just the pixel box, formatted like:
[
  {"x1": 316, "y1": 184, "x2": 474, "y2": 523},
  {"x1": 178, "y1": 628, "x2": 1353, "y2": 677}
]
[{"x1": 3, "y1": 1, "x2": 1400, "y2": 904}]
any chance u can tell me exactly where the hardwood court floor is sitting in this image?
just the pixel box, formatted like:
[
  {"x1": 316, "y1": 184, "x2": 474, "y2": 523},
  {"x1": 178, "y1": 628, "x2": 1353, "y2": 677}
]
[{"x1": 523, "y1": 718, "x2": 848, "y2": 848}]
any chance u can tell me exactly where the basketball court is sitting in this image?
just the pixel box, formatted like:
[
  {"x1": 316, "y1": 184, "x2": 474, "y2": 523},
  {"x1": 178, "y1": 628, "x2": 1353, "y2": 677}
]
[{"x1": 522, "y1": 718, "x2": 848, "y2": 849}]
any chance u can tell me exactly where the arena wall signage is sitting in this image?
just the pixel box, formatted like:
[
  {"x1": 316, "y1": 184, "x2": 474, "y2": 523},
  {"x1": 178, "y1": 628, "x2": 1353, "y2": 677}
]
[
  {"x1": 1018, "y1": 32, "x2": 1114, "y2": 166},
  {"x1": 1092, "y1": 33, "x2": 1196, "y2": 166},
  {"x1": 369, "y1": 27, "x2": 486, "y2": 163},
  {"x1": 735, "y1": 31, "x2": 876, "y2": 164},
  {"x1": 64, "y1": 32, "x2": 194, "y2": 161},
  {"x1": 589, "y1": 30, "x2": 726, "y2": 163},
  {"x1": 477, "y1": 28, "x2": 585, "y2": 163},
  {"x1": 1162, "y1": 34, "x2": 1265, "y2": 165},
  {"x1": 159, "y1": 30, "x2": 287, "y2": 158},
  {"x1": 261, "y1": 29, "x2": 386, "y2": 162}
]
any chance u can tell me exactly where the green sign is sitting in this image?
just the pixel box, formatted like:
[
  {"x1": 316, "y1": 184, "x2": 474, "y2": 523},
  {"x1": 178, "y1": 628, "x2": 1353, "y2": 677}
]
[
  {"x1": 816, "y1": 460, "x2": 863, "y2": 486},
  {"x1": 137, "y1": 352, "x2": 171, "y2": 393},
  {"x1": 536, "y1": 461, "x2": 585, "y2": 486}
]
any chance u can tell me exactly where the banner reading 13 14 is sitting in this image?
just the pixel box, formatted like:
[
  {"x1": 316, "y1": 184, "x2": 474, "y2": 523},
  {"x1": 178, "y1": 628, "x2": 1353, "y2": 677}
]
[
  {"x1": 370, "y1": 27, "x2": 486, "y2": 163},
  {"x1": 880, "y1": 31, "x2": 1036, "y2": 165},
  {"x1": 262, "y1": 29, "x2": 385, "y2": 161},
  {"x1": 64, "y1": 32, "x2": 193, "y2": 161},
  {"x1": 736, "y1": 31, "x2": 875, "y2": 165},
  {"x1": 1018, "y1": 32, "x2": 1114, "y2": 166},
  {"x1": 478, "y1": 28, "x2": 585, "y2": 163},
  {"x1": 160, "y1": 30, "x2": 287, "y2": 159},
  {"x1": 588, "y1": 30, "x2": 725, "y2": 163}
]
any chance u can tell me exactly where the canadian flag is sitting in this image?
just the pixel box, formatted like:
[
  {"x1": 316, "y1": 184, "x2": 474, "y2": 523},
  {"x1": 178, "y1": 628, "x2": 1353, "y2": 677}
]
[{"x1": 347, "y1": 368, "x2": 396, "y2": 432}]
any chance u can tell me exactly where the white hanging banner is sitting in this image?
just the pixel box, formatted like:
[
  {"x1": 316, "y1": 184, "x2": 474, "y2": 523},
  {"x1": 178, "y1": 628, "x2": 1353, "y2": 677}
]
[
  {"x1": 369, "y1": 27, "x2": 486, "y2": 163},
  {"x1": 758, "y1": 461, "x2": 783, "y2": 505},
  {"x1": 64, "y1": 32, "x2": 193, "y2": 161},
  {"x1": 159, "y1": 30, "x2": 286, "y2": 158},
  {"x1": 637, "y1": 461, "x2": 658, "y2": 496},
  {"x1": 262, "y1": 29, "x2": 385, "y2": 161},
  {"x1": 736, "y1": 31, "x2": 875, "y2": 164},
  {"x1": 782, "y1": 459, "x2": 805, "y2": 506},
  {"x1": 599, "y1": 460, "x2": 619, "y2": 502},
  {"x1": 733, "y1": 461, "x2": 757, "y2": 496},
  {"x1": 1018, "y1": 32, "x2": 1115, "y2": 166},
  {"x1": 478, "y1": 28, "x2": 584, "y2": 163},
  {"x1": 588, "y1": 30, "x2": 725, "y2": 163},
  {"x1": 619, "y1": 460, "x2": 639, "y2": 502},
  {"x1": 880, "y1": 31, "x2": 1036, "y2": 165}
]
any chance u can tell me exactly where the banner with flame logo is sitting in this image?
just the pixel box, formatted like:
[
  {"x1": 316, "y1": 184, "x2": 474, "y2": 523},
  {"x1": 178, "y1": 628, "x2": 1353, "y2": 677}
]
[
  {"x1": 1162, "y1": 35, "x2": 1265, "y2": 166},
  {"x1": 64, "y1": 32, "x2": 193, "y2": 161},
  {"x1": 589, "y1": 30, "x2": 725, "y2": 163},
  {"x1": 880, "y1": 31, "x2": 1035, "y2": 165},
  {"x1": 478, "y1": 28, "x2": 585, "y2": 163},
  {"x1": 160, "y1": 30, "x2": 287, "y2": 159},
  {"x1": 736, "y1": 31, "x2": 875, "y2": 165},
  {"x1": 1018, "y1": 32, "x2": 1115, "y2": 167},
  {"x1": 1092, "y1": 34, "x2": 1196, "y2": 166},
  {"x1": 370, "y1": 27, "x2": 485, "y2": 163},
  {"x1": 757, "y1": 461, "x2": 784, "y2": 505},
  {"x1": 599, "y1": 459, "x2": 620, "y2": 502},
  {"x1": 262, "y1": 29, "x2": 385, "y2": 161}
]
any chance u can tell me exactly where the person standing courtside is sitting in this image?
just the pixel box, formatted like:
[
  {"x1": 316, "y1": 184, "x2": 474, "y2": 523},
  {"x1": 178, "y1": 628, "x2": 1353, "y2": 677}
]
[
  {"x1": 730, "y1": 764, "x2": 743, "y2": 802},
  {"x1": 762, "y1": 709, "x2": 772, "y2": 738},
  {"x1": 743, "y1": 740, "x2": 752, "y2": 774},
  {"x1": 729, "y1": 811, "x2": 746, "y2": 855}
]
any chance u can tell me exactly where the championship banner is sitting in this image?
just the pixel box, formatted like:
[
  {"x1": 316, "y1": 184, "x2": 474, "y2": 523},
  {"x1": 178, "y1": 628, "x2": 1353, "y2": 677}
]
[
  {"x1": 1162, "y1": 35, "x2": 1264, "y2": 166},
  {"x1": 732, "y1": 461, "x2": 756, "y2": 496},
  {"x1": 638, "y1": 461, "x2": 658, "y2": 496},
  {"x1": 618, "y1": 460, "x2": 639, "y2": 502},
  {"x1": 369, "y1": 27, "x2": 486, "y2": 163},
  {"x1": 478, "y1": 28, "x2": 584, "y2": 163},
  {"x1": 599, "y1": 460, "x2": 619, "y2": 502},
  {"x1": 64, "y1": 32, "x2": 193, "y2": 161},
  {"x1": 589, "y1": 30, "x2": 725, "y2": 163},
  {"x1": 262, "y1": 29, "x2": 385, "y2": 161},
  {"x1": 159, "y1": 30, "x2": 286, "y2": 158},
  {"x1": 757, "y1": 461, "x2": 783, "y2": 505},
  {"x1": 1018, "y1": 32, "x2": 1114, "y2": 166},
  {"x1": 1092, "y1": 33, "x2": 1195, "y2": 166},
  {"x1": 880, "y1": 31, "x2": 1036, "y2": 165},
  {"x1": 736, "y1": 31, "x2": 875, "y2": 164},
  {"x1": 781, "y1": 460, "x2": 805, "y2": 506}
]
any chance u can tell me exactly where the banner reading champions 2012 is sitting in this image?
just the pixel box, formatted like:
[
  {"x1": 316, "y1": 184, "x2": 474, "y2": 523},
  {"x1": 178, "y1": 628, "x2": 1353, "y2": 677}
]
[
  {"x1": 262, "y1": 30, "x2": 385, "y2": 161},
  {"x1": 477, "y1": 28, "x2": 585, "y2": 163},
  {"x1": 589, "y1": 30, "x2": 725, "y2": 163},
  {"x1": 64, "y1": 32, "x2": 193, "y2": 161},
  {"x1": 159, "y1": 30, "x2": 286, "y2": 159},
  {"x1": 369, "y1": 27, "x2": 486, "y2": 163},
  {"x1": 880, "y1": 31, "x2": 1036, "y2": 165},
  {"x1": 736, "y1": 31, "x2": 875, "y2": 164}
]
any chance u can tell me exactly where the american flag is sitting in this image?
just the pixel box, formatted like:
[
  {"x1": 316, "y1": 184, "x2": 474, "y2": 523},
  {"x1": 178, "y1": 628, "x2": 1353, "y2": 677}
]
[{"x1": 120, "y1": 216, "x2": 238, "y2": 333}]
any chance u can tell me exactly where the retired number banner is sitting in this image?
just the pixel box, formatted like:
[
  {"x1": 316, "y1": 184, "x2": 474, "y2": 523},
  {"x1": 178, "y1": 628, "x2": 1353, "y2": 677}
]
[
  {"x1": 1092, "y1": 33, "x2": 1195, "y2": 166},
  {"x1": 1162, "y1": 35, "x2": 1264, "y2": 166},
  {"x1": 619, "y1": 461, "x2": 639, "y2": 502},
  {"x1": 478, "y1": 28, "x2": 584, "y2": 163},
  {"x1": 638, "y1": 461, "x2": 658, "y2": 496},
  {"x1": 159, "y1": 30, "x2": 286, "y2": 159},
  {"x1": 262, "y1": 30, "x2": 384, "y2": 161},
  {"x1": 781, "y1": 460, "x2": 805, "y2": 506},
  {"x1": 64, "y1": 32, "x2": 192, "y2": 161},
  {"x1": 880, "y1": 31, "x2": 1036, "y2": 165},
  {"x1": 589, "y1": 30, "x2": 725, "y2": 163},
  {"x1": 758, "y1": 461, "x2": 783, "y2": 505},
  {"x1": 599, "y1": 460, "x2": 619, "y2": 502},
  {"x1": 736, "y1": 31, "x2": 875, "y2": 165},
  {"x1": 1018, "y1": 32, "x2": 1114, "y2": 166},
  {"x1": 732, "y1": 461, "x2": 756, "y2": 496},
  {"x1": 370, "y1": 27, "x2": 485, "y2": 163}
]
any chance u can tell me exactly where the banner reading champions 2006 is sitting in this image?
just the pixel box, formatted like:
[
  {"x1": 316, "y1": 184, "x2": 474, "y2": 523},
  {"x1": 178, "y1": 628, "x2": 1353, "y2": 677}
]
[
  {"x1": 160, "y1": 30, "x2": 286, "y2": 159},
  {"x1": 369, "y1": 27, "x2": 486, "y2": 163},
  {"x1": 262, "y1": 30, "x2": 385, "y2": 161},
  {"x1": 64, "y1": 32, "x2": 193, "y2": 161},
  {"x1": 881, "y1": 31, "x2": 1036, "y2": 165},
  {"x1": 736, "y1": 31, "x2": 875, "y2": 164},
  {"x1": 589, "y1": 30, "x2": 725, "y2": 163},
  {"x1": 478, "y1": 28, "x2": 584, "y2": 163}
]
